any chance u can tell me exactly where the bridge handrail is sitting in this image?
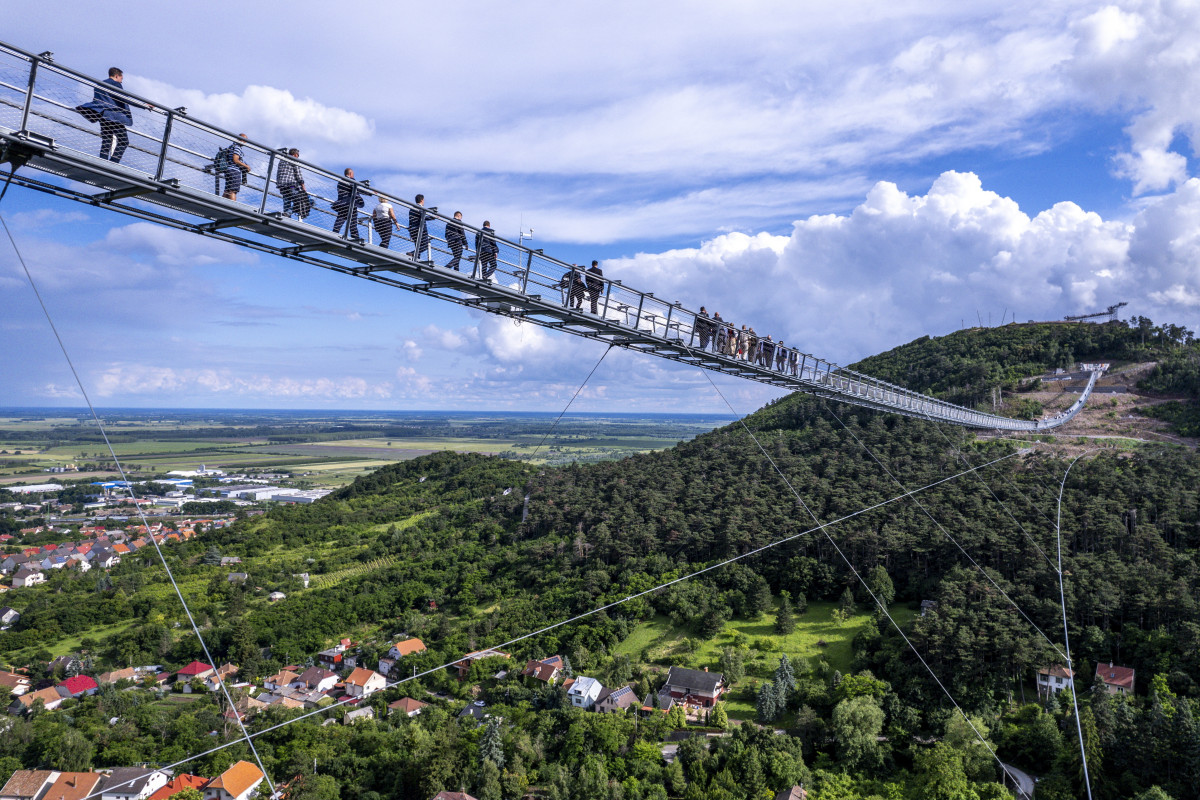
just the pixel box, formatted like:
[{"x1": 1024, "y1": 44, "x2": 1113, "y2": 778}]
[{"x1": 0, "y1": 40, "x2": 1096, "y2": 432}]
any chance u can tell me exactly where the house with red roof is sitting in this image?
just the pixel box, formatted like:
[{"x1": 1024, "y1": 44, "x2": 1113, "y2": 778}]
[
  {"x1": 174, "y1": 661, "x2": 215, "y2": 689},
  {"x1": 1095, "y1": 662, "x2": 1135, "y2": 695},
  {"x1": 56, "y1": 674, "x2": 98, "y2": 698},
  {"x1": 146, "y1": 774, "x2": 208, "y2": 800}
]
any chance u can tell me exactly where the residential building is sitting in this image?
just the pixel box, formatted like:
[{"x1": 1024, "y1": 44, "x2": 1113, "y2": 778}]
[
  {"x1": 202, "y1": 761, "x2": 264, "y2": 800},
  {"x1": 146, "y1": 775, "x2": 207, "y2": 800},
  {"x1": 521, "y1": 655, "x2": 563, "y2": 685},
  {"x1": 97, "y1": 667, "x2": 137, "y2": 685},
  {"x1": 452, "y1": 648, "x2": 511, "y2": 678},
  {"x1": 12, "y1": 567, "x2": 44, "y2": 588},
  {"x1": 174, "y1": 661, "x2": 216, "y2": 685},
  {"x1": 97, "y1": 767, "x2": 169, "y2": 800},
  {"x1": 1095, "y1": 662, "x2": 1135, "y2": 695},
  {"x1": 386, "y1": 638, "x2": 427, "y2": 659},
  {"x1": 56, "y1": 675, "x2": 99, "y2": 698},
  {"x1": 203, "y1": 664, "x2": 239, "y2": 693},
  {"x1": 0, "y1": 670, "x2": 31, "y2": 697},
  {"x1": 432, "y1": 793, "x2": 479, "y2": 800},
  {"x1": 774, "y1": 787, "x2": 808, "y2": 800},
  {"x1": 0, "y1": 770, "x2": 58, "y2": 800},
  {"x1": 1036, "y1": 665, "x2": 1075, "y2": 699},
  {"x1": 17, "y1": 686, "x2": 65, "y2": 712},
  {"x1": 662, "y1": 666, "x2": 726, "y2": 708},
  {"x1": 596, "y1": 685, "x2": 639, "y2": 714},
  {"x1": 292, "y1": 667, "x2": 338, "y2": 693},
  {"x1": 263, "y1": 669, "x2": 299, "y2": 692},
  {"x1": 40, "y1": 771, "x2": 101, "y2": 800},
  {"x1": 567, "y1": 676, "x2": 603, "y2": 710},
  {"x1": 458, "y1": 700, "x2": 489, "y2": 723},
  {"x1": 344, "y1": 668, "x2": 386, "y2": 698},
  {"x1": 343, "y1": 707, "x2": 374, "y2": 724},
  {"x1": 388, "y1": 697, "x2": 429, "y2": 717},
  {"x1": 0, "y1": 607, "x2": 20, "y2": 626}
]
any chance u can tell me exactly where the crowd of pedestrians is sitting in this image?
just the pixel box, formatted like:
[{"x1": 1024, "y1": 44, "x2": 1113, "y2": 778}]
[
  {"x1": 695, "y1": 307, "x2": 801, "y2": 375},
  {"x1": 72, "y1": 63, "x2": 803, "y2": 375}
]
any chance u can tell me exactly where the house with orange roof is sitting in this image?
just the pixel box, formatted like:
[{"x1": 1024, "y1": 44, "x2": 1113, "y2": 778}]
[
  {"x1": 17, "y1": 685, "x2": 65, "y2": 712},
  {"x1": 202, "y1": 760, "x2": 264, "y2": 800},
  {"x1": 38, "y1": 771, "x2": 100, "y2": 800},
  {"x1": 387, "y1": 697, "x2": 429, "y2": 717},
  {"x1": 344, "y1": 668, "x2": 386, "y2": 698}
]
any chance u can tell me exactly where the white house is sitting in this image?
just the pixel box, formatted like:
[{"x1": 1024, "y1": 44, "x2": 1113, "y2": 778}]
[
  {"x1": 98, "y1": 767, "x2": 170, "y2": 800},
  {"x1": 202, "y1": 760, "x2": 264, "y2": 800},
  {"x1": 567, "y1": 676, "x2": 603, "y2": 710},
  {"x1": 12, "y1": 568, "x2": 45, "y2": 588},
  {"x1": 1036, "y1": 665, "x2": 1074, "y2": 699},
  {"x1": 343, "y1": 668, "x2": 386, "y2": 698}
]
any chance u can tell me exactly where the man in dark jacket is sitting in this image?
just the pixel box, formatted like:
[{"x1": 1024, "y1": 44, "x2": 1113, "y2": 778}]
[
  {"x1": 77, "y1": 67, "x2": 140, "y2": 163},
  {"x1": 445, "y1": 211, "x2": 468, "y2": 271},
  {"x1": 408, "y1": 194, "x2": 431, "y2": 261},
  {"x1": 585, "y1": 261, "x2": 605, "y2": 314},
  {"x1": 332, "y1": 168, "x2": 368, "y2": 241},
  {"x1": 696, "y1": 306, "x2": 713, "y2": 349},
  {"x1": 475, "y1": 221, "x2": 498, "y2": 280}
]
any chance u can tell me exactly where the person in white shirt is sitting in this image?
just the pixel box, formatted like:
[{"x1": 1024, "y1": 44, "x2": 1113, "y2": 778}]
[{"x1": 373, "y1": 196, "x2": 399, "y2": 248}]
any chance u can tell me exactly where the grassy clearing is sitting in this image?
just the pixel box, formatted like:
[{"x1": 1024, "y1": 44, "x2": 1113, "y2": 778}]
[
  {"x1": 47, "y1": 619, "x2": 138, "y2": 657},
  {"x1": 367, "y1": 511, "x2": 436, "y2": 535},
  {"x1": 615, "y1": 601, "x2": 917, "y2": 720}
]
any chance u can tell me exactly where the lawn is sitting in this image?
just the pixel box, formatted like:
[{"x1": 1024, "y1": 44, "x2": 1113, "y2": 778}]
[{"x1": 614, "y1": 600, "x2": 917, "y2": 720}]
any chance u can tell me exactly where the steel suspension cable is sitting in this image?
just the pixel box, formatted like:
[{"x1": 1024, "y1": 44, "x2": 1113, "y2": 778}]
[
  {"x1": 527, "y1": 343, "x2": 613, "y2": 461},
  {"x1": 1057, "y1": 450, "x2": 1096, "y2": 800},
  {"x1": 1, "y1": 211, "x2": 276, "y2": 798},
  {"x1": 698, "y1": 370, "x2": 1021, "y2": 789},
  {"x1": 73, "y1": 447, "x2": 1021, "y2": 793},
  {"x1": 815, "y1": 400, "x2": 1067, "y2": 661}
]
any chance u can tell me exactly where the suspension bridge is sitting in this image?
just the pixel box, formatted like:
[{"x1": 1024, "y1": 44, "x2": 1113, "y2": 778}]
[{"x1": 0, "y1": 40, "x2": 1100, "y2": 430}]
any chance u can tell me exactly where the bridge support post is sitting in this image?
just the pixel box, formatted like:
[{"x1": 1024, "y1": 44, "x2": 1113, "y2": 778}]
[{"x1": 18, "y1": 57, "x2": 38, "y2": 135}]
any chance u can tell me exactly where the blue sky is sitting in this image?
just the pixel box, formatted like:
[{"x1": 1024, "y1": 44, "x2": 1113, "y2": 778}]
[{"x1": 3, "y1": 1, "x2": 1200, "y2": 413}]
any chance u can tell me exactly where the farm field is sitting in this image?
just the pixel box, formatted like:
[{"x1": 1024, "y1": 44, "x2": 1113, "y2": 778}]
[{"x1": 0, "y1": 408, "x2": 724, "y2": 487}]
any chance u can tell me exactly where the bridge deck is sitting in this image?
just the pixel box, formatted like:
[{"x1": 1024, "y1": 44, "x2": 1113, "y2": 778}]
[{"x1": 0, "y1": 41, "x2": 1098, "y2": 430}]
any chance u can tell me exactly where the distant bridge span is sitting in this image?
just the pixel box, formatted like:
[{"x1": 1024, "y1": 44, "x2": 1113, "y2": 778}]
[{"x1": 0, "y1": 41, "x2": 1100, "y2": 430}]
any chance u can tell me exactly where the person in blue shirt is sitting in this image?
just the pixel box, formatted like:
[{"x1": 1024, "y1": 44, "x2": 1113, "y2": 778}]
[{"x1": 76, "y1": 67, "x2": 147, "y2": 163}]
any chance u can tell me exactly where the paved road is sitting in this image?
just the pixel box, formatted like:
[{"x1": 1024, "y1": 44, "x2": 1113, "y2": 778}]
[{"x1": 1000, "y1": 762, "x2": 1035, "y2": 799}]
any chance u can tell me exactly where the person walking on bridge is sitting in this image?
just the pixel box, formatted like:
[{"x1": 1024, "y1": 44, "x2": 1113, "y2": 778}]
[
  {"x1": 445, "y1": 212, "x2": 468, "y2": 271},
  {"x1": 372, "y1": 195, "x2": 399, "y2": 248},
  {"x1": 408, "y1": 194, "x2": 432, "y2": 262},
  {"x1": 332, "y1": 168, "x2": 367, "y2": 241},
  {"x1": 475, "y1": 221, "x2": 498, "y2": 280},
  {"x1": 276, "y1": 148, "x2": 308, "y2": 219},
  {"x1": 585, "y1": 261, "x2": 605, "y2": 314},
  {"x1": 75, "y1": 67, "x2": 148, "y2": 164}
]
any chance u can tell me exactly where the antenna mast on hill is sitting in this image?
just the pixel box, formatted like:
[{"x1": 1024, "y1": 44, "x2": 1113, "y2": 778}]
[{"x1": 1064, "y1": 301, "x2": 1127, "y2": 323}]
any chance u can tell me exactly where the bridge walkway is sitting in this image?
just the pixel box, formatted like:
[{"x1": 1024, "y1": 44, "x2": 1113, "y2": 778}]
[{"x1": 0, "y1": 41, "x2": 1099, "y2": 430}]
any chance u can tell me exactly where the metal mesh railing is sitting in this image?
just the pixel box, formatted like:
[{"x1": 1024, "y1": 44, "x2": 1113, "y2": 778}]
[{"x1": 0, "y1": 41, "x2": 1097, "y2": 432}]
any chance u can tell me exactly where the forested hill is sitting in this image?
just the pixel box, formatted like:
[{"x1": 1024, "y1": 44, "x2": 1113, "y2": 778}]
[
  {"x1": 847, "y1": 319, "x2": 1188, "y2": 407},
  {"x1": 4, "y1": 320, "x2": 1200, "y2": 799}
]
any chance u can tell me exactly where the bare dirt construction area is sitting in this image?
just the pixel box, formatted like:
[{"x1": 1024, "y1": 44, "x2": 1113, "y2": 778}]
[{"x1": 986, "y1": 362, "x2": 1197, "y2": 457}]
